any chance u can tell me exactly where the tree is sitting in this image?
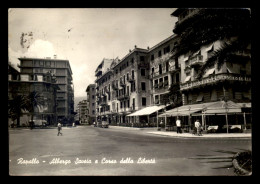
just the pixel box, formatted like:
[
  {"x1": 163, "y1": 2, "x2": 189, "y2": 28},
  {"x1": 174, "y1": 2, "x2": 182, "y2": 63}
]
[
  {"x1": 172, "y1": 8, "x2": 251, "y2": 79},
  {"x1": 161, "y1": 82, "x2": 182, "y2": 108},
  {"x1": 25, "y1": 91, "x2": 45, "y2": 122},
  {"x1": 8, "y1": 95, "x2": 27, "y2": 127}
]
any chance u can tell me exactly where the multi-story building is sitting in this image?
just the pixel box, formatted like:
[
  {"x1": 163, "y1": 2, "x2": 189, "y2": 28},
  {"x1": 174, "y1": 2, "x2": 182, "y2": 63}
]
[
  {"x1": 148, "y1": 34, "x2": 180, "y2": 105},
  {"x1": 86, "y1": 84, "x2": 96, "y2": 124},
  {"x1": 169, "y1": 8, "x2": 251, "y2": 131},
  {"x1": 17, "y1": 57, "x2": 74, "y2": 124},
  {"x1": 95, "y1": 47, "x2": 152, "y2": 126},
  {"x1": 8, "y1": 62, "x2": 59, "y2": 126},
  {"x1": 76, "y1": 100, "x2": 88, "y2": 124}
]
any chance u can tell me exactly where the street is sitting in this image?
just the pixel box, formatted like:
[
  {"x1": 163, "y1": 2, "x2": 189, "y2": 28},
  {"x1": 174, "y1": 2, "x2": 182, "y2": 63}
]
[{"x1": 9, "y1": 126, "x2": 251, "y2": 176}]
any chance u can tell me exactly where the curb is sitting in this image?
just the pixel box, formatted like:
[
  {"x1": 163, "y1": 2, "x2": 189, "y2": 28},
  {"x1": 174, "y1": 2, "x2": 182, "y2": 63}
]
[{"x1": 232, "y1": 152, "x2": 252, "y2": 176}]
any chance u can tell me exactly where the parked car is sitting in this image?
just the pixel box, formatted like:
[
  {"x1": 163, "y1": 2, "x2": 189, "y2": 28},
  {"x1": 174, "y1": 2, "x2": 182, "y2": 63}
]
[
  {"x1": 101, "y1": 121, "x2": 109, "y2": 128},
  {"x1": 29, "y1": 119, "x2": 47, "y2": 128}
]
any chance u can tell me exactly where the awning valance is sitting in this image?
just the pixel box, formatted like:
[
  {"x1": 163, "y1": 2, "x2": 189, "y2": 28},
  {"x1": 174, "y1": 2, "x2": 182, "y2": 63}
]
[{"x1": 127, "y1": 105, "x2": 165, "y2": 117}]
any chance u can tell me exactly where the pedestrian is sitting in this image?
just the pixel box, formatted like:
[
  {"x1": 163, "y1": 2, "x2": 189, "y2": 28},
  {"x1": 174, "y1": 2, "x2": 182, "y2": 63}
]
[
  {"x1": 194, "y1": 119, "x2": 202, "y2": 136},
  {"x1": 57, "y1": 122, "x2": 63, "y2": 136},
  {"x1": 176, "y1": 117, "x2": 182, "y2": 134}
]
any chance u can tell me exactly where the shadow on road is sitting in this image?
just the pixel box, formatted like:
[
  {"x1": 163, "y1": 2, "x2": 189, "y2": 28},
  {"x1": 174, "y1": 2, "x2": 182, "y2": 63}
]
[{"x1": 188, "y1": 148, "x2": 251, "y2": 170}]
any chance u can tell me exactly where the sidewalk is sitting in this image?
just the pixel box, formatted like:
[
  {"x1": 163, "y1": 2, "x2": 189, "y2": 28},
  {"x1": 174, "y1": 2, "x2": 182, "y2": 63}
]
[
  {"x1": 146, "y1": 131, "x2": 251, "y2": 138},
  {"x1": 108, "y1": 126, "x2": 251, "y2": 138}
]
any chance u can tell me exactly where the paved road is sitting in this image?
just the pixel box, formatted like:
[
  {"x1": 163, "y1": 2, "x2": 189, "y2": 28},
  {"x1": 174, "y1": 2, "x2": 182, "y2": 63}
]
[{"x1": 9, "y1": 126, "x2": 251, "y2": 176}]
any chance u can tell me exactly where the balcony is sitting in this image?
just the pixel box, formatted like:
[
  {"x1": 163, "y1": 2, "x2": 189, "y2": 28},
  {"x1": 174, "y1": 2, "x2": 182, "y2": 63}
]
[
  {"x1": 189, "y1": 55, "x2": 203, "y2": 67},
  {"x1": 127, "y1": 75, "x2": 135, "y2": 83},
  {"x1": 117, "y1": 93, "x2": 130, "y2": 101},
  {"x1": 170, "y1": 64, "x2": 181, "y2": 73},
  {"x1": 180, "y1": 73, "x2": 251, "y2": 91},
  {"x1": 120, "y1": 79, "x2": 126, "y2": 87},
  {"x1": 100, "y1": 100, "x2": 107, "y2": 106},
  {"x1": 112, "y1": 82, "x2": 119, "y2": 90}
]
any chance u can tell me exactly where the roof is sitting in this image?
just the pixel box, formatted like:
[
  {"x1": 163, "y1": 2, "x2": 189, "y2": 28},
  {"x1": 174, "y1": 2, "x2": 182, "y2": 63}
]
[
  {"x1": 171, "y1": 8, "x2": 187, "y2": 17},
  {"x1": 127, "y1": 105, "x2": 166, "y2": 117},
  {"x1": 148, "y1": 34, "x2": 176, "y2": 52}
]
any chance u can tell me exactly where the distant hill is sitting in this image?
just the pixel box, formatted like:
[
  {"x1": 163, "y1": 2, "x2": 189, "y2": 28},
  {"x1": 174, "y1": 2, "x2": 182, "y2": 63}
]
[{"x1": 74, "y1": 96, "x2": 86, "y2": 110}]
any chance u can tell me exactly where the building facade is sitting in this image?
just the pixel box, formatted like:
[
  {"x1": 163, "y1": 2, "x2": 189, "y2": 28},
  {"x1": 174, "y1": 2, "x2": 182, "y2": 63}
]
[
  {"x1": 8, "y1": 62, "x2": 59, "y2": 126},
  {"x1": 17, "y1": 57, "x2": 74, "y2": 124},
  {"x1": 148, "y1": 34, "x2": 180, "y2": 105},
  {"x1": 86, "y1": 84, "x2": 96, "y2": 124}
]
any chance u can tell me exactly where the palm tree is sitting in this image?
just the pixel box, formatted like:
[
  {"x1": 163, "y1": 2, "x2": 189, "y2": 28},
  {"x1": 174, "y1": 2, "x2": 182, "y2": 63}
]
[
  {"x1": 8, "y1": 95, "x2": 27, "y2": 127},
  {"x1": 172, "y1": 8, "x2": 251, "y2": 79},
  {"x1": 25, "y1": 91, "x2": 45, "y2": 123}
]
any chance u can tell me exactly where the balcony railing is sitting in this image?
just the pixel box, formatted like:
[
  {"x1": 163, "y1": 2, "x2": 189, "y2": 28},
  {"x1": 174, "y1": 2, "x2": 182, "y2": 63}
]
[
  {"x1": 127, "y1": 75, "x2": 135, "y2": 82},
  {"x1": 112, "y1": 83, "x2": 119, "y2": 90},
  {"x1": 120, "y1": 79, "x2": 126, "y2": 87},
  {"x1": 189, "y1": 55, "x2": 203, "y2": 67},
  {"x1": 180, "y1": 73, "x2": 251, "y2": 91},
  {"x1": 117, "y1": 93, "x2": 130, "y2": 101}
]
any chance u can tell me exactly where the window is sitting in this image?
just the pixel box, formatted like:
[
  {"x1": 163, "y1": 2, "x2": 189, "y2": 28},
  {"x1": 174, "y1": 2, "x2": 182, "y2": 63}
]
[
  {"x1": 166, "y1": 61, "x2": 169, "y2": 72},
  {"x1": 141, "y1": 68, "x2": 146, "y2": 76},
  {"x1": 151, "y1": 54, "x2": 154, "y2": 61},
  {"x1": 154, "y1": 79, "x2": 158, "y2": 88},
  {"x1": 126, "y1": 61, "x2": 128, "y2": 67},
  {"x1": 92, "y1": 103, "x2": 95, "y2": 107},
  {"x1": 120, "y1": 101, "x2": 122, "y2": 108},
  {"x1": 159, "y1": 64, "x2": 162, "y2": 74},
  {"x1": 159, "y1": 78, "x2": 163, "y2": 88},
  {"x1": 92, "y1": 110, "x2": 95, "y2": 115},
  {"x1": 142, "y1": 97, "x2": 146, "y2": 106},
  {"x1": 131, "y1": 58, "x2": 134, "y2": 64},
  {"x1": 158, "y1": 50, "x2": 162, "y2": 57},
  {"x1": 155, "y1": 95, "x2": 159, "y2": 104},
  {"x1": 140, "y1": 56, "x2": 145, "y2": 61},
  {"x1": 163, "y1": 46, "x2": 170, "y2": 54},
  {"x1": 164, "y1": 76, "x2": 168, "y2": 87},
  {"x1": 92, "y1": 95, "x2": 95, "y2": 99},
  {"x1": 127, "y1": 73, "x2": 129, "y2": 80},
  {"x1": 127, "y1": 100, "x2": 130, "y2": 108},
  {"x1": 116, "y1": 69, "x2": 118, "y2": 74},
  {"x1": 132, "y1": 70, "x2": 135, "y2": 79},
  {"x1": 132, "y1": 98, "x2": 135, "y2": 110},
  {"x1": 92, "y1": 88, "x2": 95, "y2": 91},
  {"x1": 152, "y1": 67, "x2": 154, "y2": 74},
  {"x1": 141, "y1": 82, "x2": 146, "y2": 91}
]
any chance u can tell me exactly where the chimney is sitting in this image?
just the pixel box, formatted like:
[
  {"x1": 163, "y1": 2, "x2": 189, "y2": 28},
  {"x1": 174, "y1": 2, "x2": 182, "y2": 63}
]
[
  {"x1": 129, "y1": 49, "x2": 131, "y2": 53},
  {"x1": 147, "y1": 46, "x2": 150, "y2": 50},
  {"x1": 134, "y1": 45, "x2": 137, "y2": 49},
  {"x1": 54, "y1": 55, "x2": 57, "y2": 59}
]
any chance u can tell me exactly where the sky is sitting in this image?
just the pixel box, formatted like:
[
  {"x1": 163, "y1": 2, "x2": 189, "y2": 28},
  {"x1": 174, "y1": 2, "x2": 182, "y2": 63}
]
[{"x1": 8, "y1": 8, "x2": 177, "y2": 98}]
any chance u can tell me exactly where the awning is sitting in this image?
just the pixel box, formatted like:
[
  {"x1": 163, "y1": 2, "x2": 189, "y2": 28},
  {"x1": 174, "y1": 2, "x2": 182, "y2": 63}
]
[
  {"x1": 127, "y1": 105, "x2": 165, "y2": 117},
  {"x1": 159, "y1": 101, "x2": 219, "y2": 117},
  {"x1": 203, "y1": 101, "x2": 242, "y2": 114},
  {"x1": 184, "y1": 76, "x2": 191, "y2": 82},
  {"x1": 159, "y1": 109, "x2": 202, "y2": 117},
  {"x1": 237, "y1": 103, "x2": 251, "y2": 108},
  {"x1": 204, "y1": 68, "x2": 215, "y2": 77},
  {"x1": 205, "y1": 43, "x2": 214, "y2": 52}
]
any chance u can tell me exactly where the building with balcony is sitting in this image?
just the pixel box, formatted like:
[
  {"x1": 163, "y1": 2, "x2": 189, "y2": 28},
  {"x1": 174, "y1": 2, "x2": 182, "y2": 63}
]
[
  {"x1": 17, "y1": 57, "x2": 74, "y2": 124},
  {"x1": 167, "y1": 8, "x2": 252, "y2": 132},
  {"x1": 76, "y1": 100, "x2": 88, "y2": 124},
  {"x1": 86, "y1": 84, "x2": 96, "y2": 124},
  {"x1": 148, "y1": 34, "x2": 180, "y2": 106},
  {"x1": 8, "y1": 62, "x2": 59, "y2": 126}
]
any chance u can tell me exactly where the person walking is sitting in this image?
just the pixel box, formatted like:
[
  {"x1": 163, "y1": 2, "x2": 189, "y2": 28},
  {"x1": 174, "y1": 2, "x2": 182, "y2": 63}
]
[
  {"x1": 176, "y1": 117, "x2": 182, "y2": 134},
  {"x1": 194, "y1": 119, "x2": 202, "y2": 136},
  {"x1": 57, "y1": 122, "x2": 63, "y2": 136}
]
